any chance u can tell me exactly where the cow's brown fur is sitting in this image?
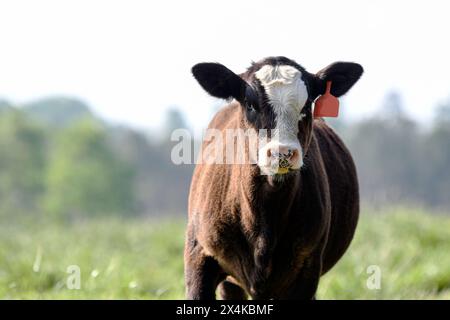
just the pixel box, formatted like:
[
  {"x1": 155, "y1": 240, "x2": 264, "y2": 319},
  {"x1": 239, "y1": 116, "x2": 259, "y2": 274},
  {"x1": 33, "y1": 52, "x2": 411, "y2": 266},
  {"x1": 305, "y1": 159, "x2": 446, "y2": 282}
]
[{"x1": 185, "y1": 58, "x2": 360, "y2": 300}]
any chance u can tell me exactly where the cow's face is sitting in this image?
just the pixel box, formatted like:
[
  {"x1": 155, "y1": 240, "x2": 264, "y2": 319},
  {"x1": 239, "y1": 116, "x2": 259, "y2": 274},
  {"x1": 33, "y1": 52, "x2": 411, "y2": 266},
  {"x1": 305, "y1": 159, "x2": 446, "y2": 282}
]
[{"x1": 192, "y1": 56, "x2": 363, "y2": 177}]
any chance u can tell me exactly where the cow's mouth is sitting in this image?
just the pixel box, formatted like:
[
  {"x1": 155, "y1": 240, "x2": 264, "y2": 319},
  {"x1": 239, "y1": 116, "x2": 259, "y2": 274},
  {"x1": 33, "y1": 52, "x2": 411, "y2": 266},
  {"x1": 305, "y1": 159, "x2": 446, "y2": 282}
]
[
  {"x1": 272, "y1": 167, "x2": 299, "y2": 180},
  {"x1": 259, "y1": 164, "x2": 299, "y2": 176},
  {"x1": 271, "y1": 154, "x2": 298, "y2": 175},
  {"x1": 275, "y1": 167, "x2": 291, "y2": 175},
  {"x1": 273, "y1": 162, "x2": 298, "y2": 175}
]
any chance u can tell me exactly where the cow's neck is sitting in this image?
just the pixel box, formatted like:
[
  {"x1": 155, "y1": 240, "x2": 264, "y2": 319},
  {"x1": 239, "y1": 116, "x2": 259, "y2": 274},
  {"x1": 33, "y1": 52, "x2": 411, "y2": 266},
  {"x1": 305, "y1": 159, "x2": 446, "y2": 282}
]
[
  {"x1": 237, "y1": 164, "x2": 301, "y2": 291},
  {"x1": 236, "y1": 115, "x2": 301, "y2": 241},
  {"x1": 253, "y1": 172, "x2": 298, "y2": 227}
]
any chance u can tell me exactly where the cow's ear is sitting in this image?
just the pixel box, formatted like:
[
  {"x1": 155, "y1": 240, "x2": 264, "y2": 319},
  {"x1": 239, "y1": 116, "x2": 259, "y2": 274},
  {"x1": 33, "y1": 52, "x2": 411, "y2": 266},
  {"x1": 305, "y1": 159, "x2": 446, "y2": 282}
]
[
  {"x1": 312, "y1": 62, "x2": 363, "y2": 98},
  {"x1": 192, "y1": 63, "x2": 248, "y2": 101}
]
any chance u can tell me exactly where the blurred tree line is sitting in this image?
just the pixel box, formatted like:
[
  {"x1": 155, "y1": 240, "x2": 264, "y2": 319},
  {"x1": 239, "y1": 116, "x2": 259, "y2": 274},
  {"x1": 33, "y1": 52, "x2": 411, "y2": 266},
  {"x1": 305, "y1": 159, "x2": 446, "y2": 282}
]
[
  {"x1": 0, "y1": 98, "x2": 192, "y2": 220},
  {"x1": 0, "y1": 93, "x2": 449, "y2": 220},
  {"x1": 335, "y1": 92, "x2": 450, "y2": 209}
]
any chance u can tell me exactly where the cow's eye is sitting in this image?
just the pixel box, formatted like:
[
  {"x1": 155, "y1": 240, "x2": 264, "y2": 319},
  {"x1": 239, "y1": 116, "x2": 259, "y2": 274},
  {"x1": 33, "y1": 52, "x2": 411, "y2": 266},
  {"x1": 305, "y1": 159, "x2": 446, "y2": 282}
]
[
  {"x1": 246, "y1": 103, "x2": 257, "y2": 112},
  {"x1": 244, "y1": 86, "x2": 259, "y2": 112}
]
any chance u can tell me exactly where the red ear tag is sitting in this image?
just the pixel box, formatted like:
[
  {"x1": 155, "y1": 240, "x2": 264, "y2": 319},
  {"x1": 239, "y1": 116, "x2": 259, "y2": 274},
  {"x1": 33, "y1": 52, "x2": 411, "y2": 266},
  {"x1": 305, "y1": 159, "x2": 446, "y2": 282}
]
[{"x1": 313, "y1": 81, "x2": 339, "y2": 118}]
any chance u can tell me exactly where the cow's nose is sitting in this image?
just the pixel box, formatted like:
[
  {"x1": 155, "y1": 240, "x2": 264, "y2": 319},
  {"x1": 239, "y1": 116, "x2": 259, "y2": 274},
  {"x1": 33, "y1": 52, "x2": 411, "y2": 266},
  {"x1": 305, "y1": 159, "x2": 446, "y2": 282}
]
[{"x1": 267, "y1": 145, "x2": 299, "y2": 170}]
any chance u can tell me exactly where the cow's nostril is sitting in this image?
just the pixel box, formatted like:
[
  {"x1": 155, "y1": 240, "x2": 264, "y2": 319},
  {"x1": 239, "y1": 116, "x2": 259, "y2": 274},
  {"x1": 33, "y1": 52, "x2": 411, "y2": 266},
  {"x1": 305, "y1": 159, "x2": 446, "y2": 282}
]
[
  {"x1": 266, "y1": 146, "x2": 299, "y2": 166},
  {"x1": 291, "y1": 149, "x2": 298, "y2": 159},
  {"x1": 286, "y1": 149, "x2": 293, "y2": 159}
]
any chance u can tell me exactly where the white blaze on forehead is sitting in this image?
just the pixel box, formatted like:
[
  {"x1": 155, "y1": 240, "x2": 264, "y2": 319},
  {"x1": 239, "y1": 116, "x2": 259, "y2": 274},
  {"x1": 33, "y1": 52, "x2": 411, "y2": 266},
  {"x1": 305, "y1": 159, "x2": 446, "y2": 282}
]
[
  {"x1": 254, "y1": 64, "x2": 307, "y2": 174},
  {"x1": 254, "y1": 64, "x2": 308, "y2": 141}
]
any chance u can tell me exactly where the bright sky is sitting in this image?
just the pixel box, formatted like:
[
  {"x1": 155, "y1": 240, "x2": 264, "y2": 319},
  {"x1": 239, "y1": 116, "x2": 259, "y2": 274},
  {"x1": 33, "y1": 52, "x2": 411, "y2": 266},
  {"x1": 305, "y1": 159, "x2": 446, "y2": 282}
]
[{"x1": 0, "y1": 0, "x2": 449, "y2": 133}]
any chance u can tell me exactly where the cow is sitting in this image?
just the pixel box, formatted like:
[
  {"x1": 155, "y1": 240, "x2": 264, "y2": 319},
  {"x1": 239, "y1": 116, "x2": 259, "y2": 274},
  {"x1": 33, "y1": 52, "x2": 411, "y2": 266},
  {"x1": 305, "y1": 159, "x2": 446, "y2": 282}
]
[{"x1": 185, "y1": 56, "x2": 363, "y2": 300}]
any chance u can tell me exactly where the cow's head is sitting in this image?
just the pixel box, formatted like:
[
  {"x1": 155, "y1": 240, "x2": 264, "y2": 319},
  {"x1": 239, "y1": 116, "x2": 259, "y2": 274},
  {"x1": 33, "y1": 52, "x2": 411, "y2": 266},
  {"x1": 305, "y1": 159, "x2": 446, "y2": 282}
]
[{"x1": 192, "y1": 56, "x2": 363, "y2": 177}]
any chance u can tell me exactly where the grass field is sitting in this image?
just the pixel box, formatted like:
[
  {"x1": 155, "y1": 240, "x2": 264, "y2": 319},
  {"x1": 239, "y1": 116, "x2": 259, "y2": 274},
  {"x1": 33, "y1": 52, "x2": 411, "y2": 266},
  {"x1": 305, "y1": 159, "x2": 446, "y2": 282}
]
[{"x1": 1, "y1": 207, "x2": 449, "y2": 299}]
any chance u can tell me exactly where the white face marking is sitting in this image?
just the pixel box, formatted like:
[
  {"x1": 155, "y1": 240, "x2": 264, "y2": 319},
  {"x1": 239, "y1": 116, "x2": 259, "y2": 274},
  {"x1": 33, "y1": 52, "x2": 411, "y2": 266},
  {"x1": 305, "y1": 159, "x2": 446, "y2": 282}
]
[
  {"x1": 255, "y1": 65, "x2": 308, "y2": 141},
  {"x1": 255, "y1": 65, "x2": 308, "y2": 174}
]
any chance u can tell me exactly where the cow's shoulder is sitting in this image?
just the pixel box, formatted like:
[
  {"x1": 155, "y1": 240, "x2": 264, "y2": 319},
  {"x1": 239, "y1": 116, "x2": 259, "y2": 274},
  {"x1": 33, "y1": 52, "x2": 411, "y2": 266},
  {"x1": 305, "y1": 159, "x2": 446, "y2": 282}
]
[{"x1": 312, "y1": 119, "x2": 351, "y2": 158}]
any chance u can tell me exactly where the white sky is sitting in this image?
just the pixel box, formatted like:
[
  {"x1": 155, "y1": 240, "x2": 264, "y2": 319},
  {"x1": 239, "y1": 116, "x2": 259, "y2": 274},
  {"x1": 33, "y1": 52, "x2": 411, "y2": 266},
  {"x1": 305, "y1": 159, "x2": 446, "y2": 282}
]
[{"x1": 0, "y1": 0, "x2": 449, "y2": 133}]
